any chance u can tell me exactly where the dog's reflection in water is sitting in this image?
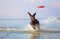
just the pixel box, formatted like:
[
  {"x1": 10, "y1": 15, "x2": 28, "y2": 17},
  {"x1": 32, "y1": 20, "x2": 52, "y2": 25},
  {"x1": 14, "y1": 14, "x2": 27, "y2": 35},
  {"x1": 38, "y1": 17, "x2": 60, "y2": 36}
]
[{"x1": 29, "y1": 33, "x2": 40, "y2": 39}]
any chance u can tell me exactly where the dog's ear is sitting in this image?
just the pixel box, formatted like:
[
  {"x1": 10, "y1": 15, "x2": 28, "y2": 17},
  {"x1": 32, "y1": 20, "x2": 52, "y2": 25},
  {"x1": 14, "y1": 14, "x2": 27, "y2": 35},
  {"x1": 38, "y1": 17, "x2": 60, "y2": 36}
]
[
  {"x1": 33, "y1": 12, "x2": 36, "y2": 16},
  {"x1": 28, "y1": 12, "x2": 31, "y2": 16}
]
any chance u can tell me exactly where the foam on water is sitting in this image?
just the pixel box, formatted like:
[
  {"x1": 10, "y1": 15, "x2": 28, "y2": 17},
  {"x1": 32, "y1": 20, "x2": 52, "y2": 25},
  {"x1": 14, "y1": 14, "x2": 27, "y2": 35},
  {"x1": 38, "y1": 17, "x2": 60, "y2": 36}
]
[
  {"x1": 25, "y1": 24, "x2": 40, "y2": 31},
  {"x1": 0, "y1": 27, "x2": 60, "y2": 33}
]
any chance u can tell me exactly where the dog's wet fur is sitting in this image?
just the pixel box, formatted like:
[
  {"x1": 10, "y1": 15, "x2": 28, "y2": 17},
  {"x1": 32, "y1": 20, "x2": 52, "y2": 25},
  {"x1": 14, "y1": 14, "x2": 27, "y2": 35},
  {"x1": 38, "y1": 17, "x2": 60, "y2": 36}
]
[{"x1": 28, "y1": 12, "x2": 40, "y2": 31}]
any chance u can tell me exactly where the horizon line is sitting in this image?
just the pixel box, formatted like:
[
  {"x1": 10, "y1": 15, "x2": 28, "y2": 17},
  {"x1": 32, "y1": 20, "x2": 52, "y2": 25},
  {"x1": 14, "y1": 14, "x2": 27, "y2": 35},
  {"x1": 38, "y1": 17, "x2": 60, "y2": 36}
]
[{"x1": 0, "y1": 18, "x2": 60, "y2": 20}]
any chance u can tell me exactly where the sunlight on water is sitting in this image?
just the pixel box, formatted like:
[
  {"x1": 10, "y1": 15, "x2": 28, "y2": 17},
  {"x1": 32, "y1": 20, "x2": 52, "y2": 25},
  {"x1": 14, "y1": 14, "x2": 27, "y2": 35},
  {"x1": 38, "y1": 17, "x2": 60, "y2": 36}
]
[{"x1": 0, "y1": 31, "x2": 60, "y2": 39}]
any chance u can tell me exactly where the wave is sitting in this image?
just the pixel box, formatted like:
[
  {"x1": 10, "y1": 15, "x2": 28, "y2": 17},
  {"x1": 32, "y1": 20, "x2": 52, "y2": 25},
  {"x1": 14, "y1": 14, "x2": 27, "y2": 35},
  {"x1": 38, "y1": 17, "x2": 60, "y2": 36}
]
[
  {"x1": 0, "y1": 27, "x2": 60, "y2": 33},
  {"x1": 41, "y1": 16, "x2": 60, "y2": 24}
]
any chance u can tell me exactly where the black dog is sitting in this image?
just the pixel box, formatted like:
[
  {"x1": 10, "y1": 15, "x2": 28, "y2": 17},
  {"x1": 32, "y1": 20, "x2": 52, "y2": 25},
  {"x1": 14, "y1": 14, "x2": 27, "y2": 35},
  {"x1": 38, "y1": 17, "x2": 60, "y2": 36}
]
[{"x1": 28, "y1": 12, "x2": 40, "y2": 31}]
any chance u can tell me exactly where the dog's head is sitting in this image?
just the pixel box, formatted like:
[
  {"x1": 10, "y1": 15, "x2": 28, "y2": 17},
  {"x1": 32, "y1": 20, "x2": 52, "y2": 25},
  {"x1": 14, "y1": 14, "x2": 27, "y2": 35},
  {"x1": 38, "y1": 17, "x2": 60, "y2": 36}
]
[{"x1": 28, "y1": 12, "x2": 36, "y2": 21}]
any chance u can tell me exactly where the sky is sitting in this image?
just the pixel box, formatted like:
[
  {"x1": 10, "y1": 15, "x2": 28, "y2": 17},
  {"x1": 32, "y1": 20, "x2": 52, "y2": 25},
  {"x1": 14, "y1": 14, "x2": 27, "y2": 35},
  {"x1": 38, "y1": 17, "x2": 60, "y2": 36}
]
[{"x1": 0, "y1": 0, "x2": 60, "y2": 19}]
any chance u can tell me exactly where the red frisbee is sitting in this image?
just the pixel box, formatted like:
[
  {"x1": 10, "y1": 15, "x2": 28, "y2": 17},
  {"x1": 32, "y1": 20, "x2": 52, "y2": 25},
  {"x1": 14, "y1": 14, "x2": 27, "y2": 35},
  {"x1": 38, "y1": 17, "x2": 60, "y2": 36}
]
[{"x1": 36, "y1": 6, "x2": 45, "y2": 8}]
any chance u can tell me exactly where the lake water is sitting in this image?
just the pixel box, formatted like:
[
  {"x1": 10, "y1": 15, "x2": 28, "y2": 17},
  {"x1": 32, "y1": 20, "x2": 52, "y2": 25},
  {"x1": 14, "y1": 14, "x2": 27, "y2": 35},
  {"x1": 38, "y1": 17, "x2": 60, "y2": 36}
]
[{"x1": 0, "y1": 19, "x2": 60, "y2": 39}]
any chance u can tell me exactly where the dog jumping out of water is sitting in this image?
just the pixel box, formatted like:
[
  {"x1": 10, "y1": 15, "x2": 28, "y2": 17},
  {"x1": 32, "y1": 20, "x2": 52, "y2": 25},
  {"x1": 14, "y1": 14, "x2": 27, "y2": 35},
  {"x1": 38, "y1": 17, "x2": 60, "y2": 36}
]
[{"x1": 28, "y1": 12, "x2": 40, "y2": 31}]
